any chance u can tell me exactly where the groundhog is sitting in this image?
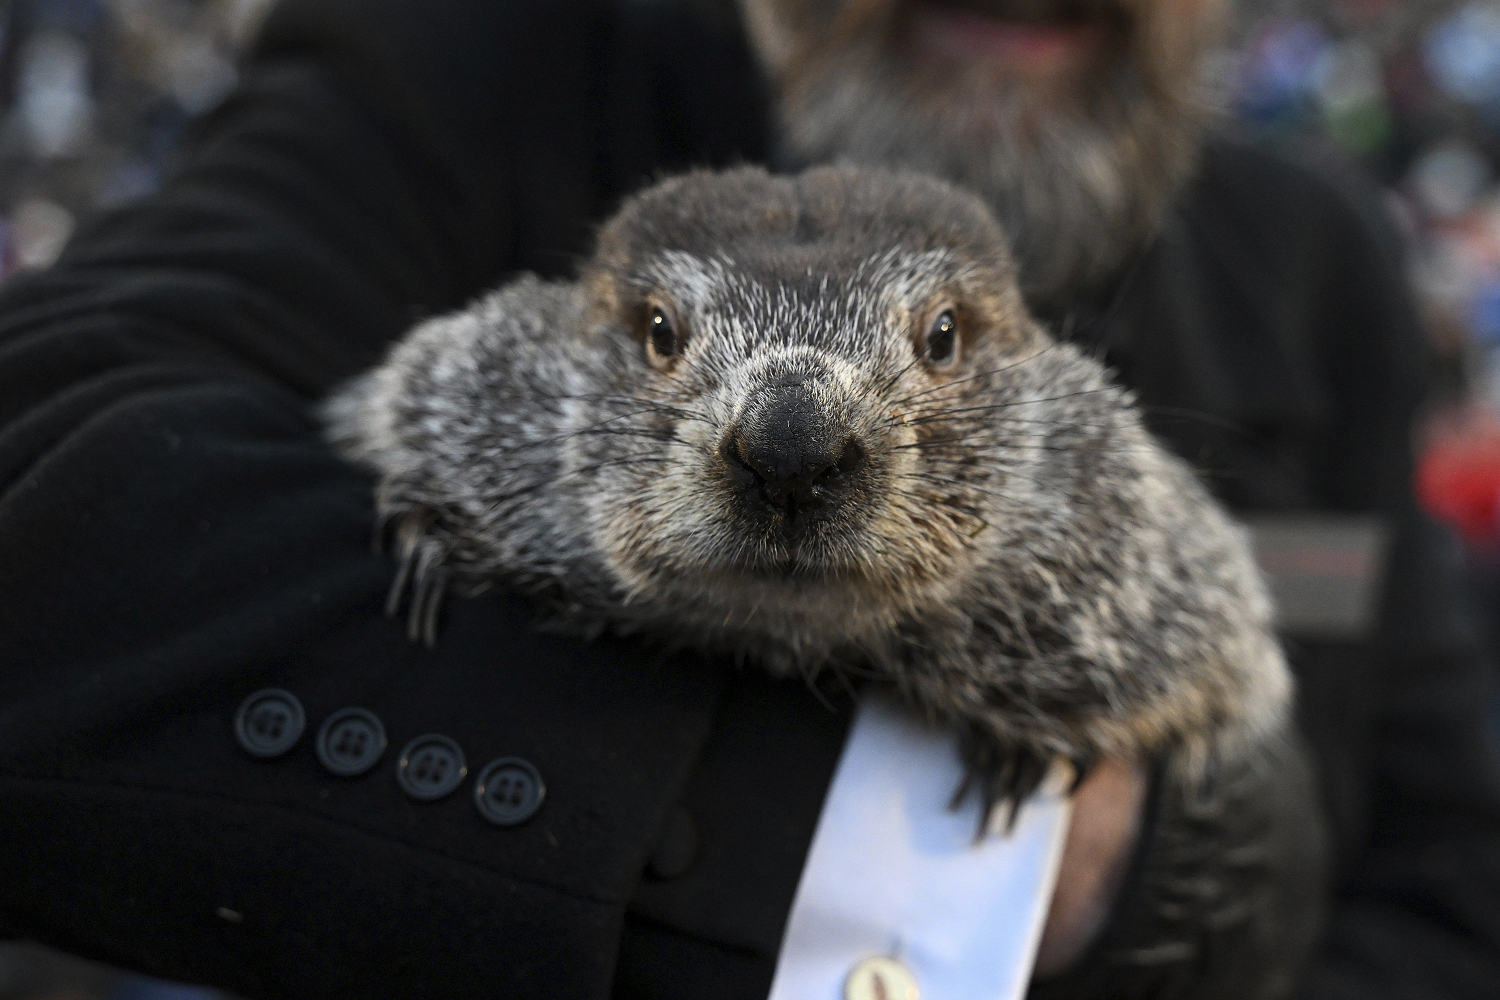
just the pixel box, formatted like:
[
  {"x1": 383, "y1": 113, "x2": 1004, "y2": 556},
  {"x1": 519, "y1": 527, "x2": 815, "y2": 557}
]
[{"x1": 324, "y1": 164, "x2": 1289, "y2": 817}]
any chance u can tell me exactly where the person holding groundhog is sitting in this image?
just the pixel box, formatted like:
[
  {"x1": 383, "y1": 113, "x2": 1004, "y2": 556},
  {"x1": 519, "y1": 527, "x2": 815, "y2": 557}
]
[{"x1": 0, "y1": 1, "x2": 1495, "y2": 999}]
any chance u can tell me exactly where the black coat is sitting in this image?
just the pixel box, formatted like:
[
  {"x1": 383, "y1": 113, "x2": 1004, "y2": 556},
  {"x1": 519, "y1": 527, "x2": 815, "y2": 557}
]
[{"x1": 1, "y1": 1, "x2": 1497, "y2": 998}]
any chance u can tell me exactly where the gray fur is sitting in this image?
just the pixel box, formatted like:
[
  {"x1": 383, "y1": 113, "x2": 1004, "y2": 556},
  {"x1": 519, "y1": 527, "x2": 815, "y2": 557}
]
[{"x1": 326, "y1": 165, "x2": 1288, "y2": 804}]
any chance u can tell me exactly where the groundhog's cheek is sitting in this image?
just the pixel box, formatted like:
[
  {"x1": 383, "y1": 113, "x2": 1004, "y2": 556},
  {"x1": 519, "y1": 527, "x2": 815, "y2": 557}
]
[
  {"x1": 591, "y1": 469, "x2": 724, "y2": 584},
  {"x1": 862, "y1": 491, "x2": 974, "y2": 576}
]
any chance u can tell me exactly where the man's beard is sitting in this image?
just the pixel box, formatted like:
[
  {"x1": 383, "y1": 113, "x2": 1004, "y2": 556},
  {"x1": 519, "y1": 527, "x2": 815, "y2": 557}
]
[{"x1": 754, "y1": 1, "x2": 1222, "y2": 311}]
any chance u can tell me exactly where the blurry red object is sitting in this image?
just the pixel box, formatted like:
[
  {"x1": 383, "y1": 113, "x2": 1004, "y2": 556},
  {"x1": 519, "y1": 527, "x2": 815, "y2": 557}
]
[{"x1": 1417, "y1": 408, "x2": 1500, "y2": 547}]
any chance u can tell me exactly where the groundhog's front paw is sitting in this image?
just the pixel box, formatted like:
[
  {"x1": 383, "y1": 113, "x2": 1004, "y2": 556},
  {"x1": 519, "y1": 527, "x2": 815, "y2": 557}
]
[
  {"x1": 953, "y1": 725, "x2": 1098, "y2": 835},
  {"x1": 377, "y1": 505, "x2": 450, "y2": 647}
]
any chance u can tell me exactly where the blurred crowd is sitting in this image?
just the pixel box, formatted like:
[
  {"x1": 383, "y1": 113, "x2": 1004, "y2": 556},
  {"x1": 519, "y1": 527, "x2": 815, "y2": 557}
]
[
  {"x1": 1232, "y1": 2, "x2": 1500, "y2": 399},
  {"x1": 0, "y1": 0, "x2": 268, "y2": 273},
  {"x1": 2, "y1": 0, "x2": 1500, "y2": 998},
  {"x1": 1223, "y1": 1, "x2": 1500, "y2": 557}
]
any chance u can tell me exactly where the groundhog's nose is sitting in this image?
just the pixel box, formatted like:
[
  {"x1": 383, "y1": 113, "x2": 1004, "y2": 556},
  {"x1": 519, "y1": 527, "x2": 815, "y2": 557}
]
[{"x1": 723, "y1": 385, "x2": 867, "y2": 524}]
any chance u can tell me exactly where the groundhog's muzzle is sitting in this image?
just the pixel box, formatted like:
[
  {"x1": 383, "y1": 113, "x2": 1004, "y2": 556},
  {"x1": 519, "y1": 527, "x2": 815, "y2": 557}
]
[{"x1": 722, "y1": 374, "x2": 867, "y2": 528}]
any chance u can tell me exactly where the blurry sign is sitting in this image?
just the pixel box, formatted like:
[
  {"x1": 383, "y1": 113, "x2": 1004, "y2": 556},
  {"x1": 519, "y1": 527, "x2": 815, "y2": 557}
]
[{"x1": 1245, "y1": 515, "x2": 1389, "y2": 640}]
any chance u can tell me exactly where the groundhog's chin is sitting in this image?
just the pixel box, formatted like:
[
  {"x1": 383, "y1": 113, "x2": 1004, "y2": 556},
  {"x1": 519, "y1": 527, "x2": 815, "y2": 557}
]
[
  {"x1": 610, "y1": 533, "x2": 879, "y2": 593},
  {"x1": 606, "y1": 518, "x2": 973, "y2": 627},
  {"x1": 608, "y1": 555, "x2": 904, "y2": 653}
]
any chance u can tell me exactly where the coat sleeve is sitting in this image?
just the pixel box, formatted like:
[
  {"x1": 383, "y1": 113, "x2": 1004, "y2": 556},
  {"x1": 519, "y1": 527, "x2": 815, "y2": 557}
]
[{"x1": 0, "y1": 4, "x2": 734, "y2": 998}]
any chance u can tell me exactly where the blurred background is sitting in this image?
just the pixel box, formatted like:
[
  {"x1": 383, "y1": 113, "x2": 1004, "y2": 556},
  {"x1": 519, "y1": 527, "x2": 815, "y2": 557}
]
[{"x1": 2, "y1": 0, "x2": 1500, "y2": 997}]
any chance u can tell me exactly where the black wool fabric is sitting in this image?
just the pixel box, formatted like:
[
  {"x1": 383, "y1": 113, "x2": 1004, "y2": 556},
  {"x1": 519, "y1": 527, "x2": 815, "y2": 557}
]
[{"x1": 1, "y1": 1, "x2": 1498, "y2": 998}]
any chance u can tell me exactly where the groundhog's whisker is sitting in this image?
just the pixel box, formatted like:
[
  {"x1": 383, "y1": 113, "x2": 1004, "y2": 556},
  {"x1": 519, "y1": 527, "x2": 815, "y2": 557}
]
[
  {"x1": 649, "y1": 367, "x2": 706, "y2": 402},
  {"x1": 1010, "y1": 443, "x2": 1162, "y2": 457},
  {"x1": 891, "y1": 471, "x2": 1035, "y2": 508},
  {"x1": 972, "y1": 414, "x2": 1128, "y2": 432},
  {"x1": 876, "y1": 347, "x2": 940, "y2": 396},
  {"x1": 890, "y1": 433, "x2": 988, "y2": 450},
  {"x1": 897, "y1": 387, "x2": 1120, "y2": 426},
  {"x1": 884, "y1": 484, "x2": 988, "y2": 516},
  {"x1": 480, "y1": 455, "x2": 671, "y2": 514},
  {"x1": 925, "y1": 442, "x2": 1161, "y2": 459},
  {"x1": 916, "y1": 455, "x2": 991, "y2": 467},
  {"x1": 897, "y1": 473, "x2": 1025, "y2": 504},
  {"x1": 560, "y1": 426, "x2": 694, "y2": 446},
  {"x1": 502, "y1": 408, "x2": 673, "y2": 453},
  {"x1": 528, "y1": 391, "x2": 712, "y2": 424},
  {"x1": 894, "y1": 405, "x2": 1119, "y2": 430},
  {"x1": 903, "y1": 463, "x2": 1069, "y2": 500},
  {"x1": 893, "y1": 411, "x2": 1129, "y2": 436},
  {"x1": 887, "y1": 344, "x2": 1064, "y2": 408},
  {"x1": 529, "y1": 386, "x2": 681, "y2": 404}
]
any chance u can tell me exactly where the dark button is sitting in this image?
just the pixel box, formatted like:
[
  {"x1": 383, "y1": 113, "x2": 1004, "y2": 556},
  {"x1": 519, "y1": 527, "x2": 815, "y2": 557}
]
[
  {"x1": 647, "y1": 805, "x2": 699, "y2": 880},
  {"x1": 315, "y1": 708, "x2": 387, "y2": 778},
  {"x1": 396, "y1": 734, "x2": 467, "y2": 801},
  {"x1": 473, "y1": 757, "x2": 545, "y2": 827},
  {"x1": 234, "y1": 689, "x2": 305, "y2": 759}
]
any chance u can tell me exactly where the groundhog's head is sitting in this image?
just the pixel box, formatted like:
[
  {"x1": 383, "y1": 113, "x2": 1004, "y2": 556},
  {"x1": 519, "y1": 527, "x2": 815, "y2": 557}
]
[{"x1": 570, "y1": 166, "x2": 1107, "y2": 656}]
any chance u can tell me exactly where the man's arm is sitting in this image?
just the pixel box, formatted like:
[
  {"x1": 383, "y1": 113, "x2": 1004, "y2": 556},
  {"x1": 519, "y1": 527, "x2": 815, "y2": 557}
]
[{"x1": 0, "y1": 5, "x2": 740, "y2": 996}]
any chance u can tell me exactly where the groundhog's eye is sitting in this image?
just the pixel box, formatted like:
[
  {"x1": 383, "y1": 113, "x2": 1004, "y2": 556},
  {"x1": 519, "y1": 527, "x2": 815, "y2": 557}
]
[
  {"x1": 644, "y1": 301, "x2": 682, "y2": 371},
  {"x1": 924, "y1": 308, "x2": 960, "y2": 369}
]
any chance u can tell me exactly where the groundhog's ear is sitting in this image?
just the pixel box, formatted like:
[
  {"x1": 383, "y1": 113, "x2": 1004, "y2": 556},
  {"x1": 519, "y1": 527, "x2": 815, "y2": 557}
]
[
  {"x1": 576, "y1": 268, "x2": 620, "y2": 328},
  {"x1": 577, "y1": 271, "x2": 653, "y2": 345}
]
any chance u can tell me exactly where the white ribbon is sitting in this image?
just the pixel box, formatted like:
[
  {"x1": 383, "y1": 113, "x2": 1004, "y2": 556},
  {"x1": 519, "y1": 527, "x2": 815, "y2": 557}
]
[{"x1": 768, "y1": 696, "x2": 1073, "y2": 1000}]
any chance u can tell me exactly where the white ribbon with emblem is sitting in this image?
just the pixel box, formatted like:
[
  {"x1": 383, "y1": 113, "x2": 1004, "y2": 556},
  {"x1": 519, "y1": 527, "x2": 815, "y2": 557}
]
[{"x1": 768, "y1": 696, "x2": 1073, "y2": 1000}]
